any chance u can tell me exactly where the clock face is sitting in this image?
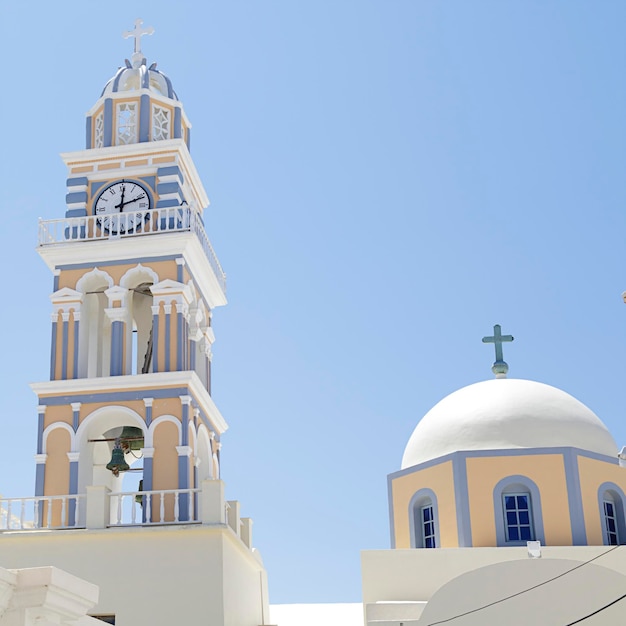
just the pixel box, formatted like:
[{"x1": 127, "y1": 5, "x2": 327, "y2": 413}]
[{"x1": 94, "y1": 180, "x2": 152, "y2": 234}]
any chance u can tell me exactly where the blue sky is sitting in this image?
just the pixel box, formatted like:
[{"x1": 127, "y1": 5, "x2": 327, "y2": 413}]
[{"x1": 1, "y1": 0, "x2": 626, "y2": 604}]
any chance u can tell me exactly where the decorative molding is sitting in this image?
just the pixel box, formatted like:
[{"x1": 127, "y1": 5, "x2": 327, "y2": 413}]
[
  {"x1": 67, "y1": 452, "x2": 80, "y2": 462},
  {"x1": 141, "y1": 447, "x2": 155, "y2": 458},
  {"x1": 143, "y1": 397, "x2": 154, "y2": 408},
  {"x1": 31, "y1": 370, "x2": 229, "y2": 434},
  {"x1": 37, "y1": 405, "x2": 47, "y2": 416},
  {"x1": 176, "y1": 445, "x2": 193, "y2": 457},
  {"x1": 70, "y1": 402, "x2": 82, "y2": 411},
  {"x1": 75, "y1": 266, "x2": 114, "y2": 293},
  {"x1": 34, "y1": 453, "x2": 48, "y2": 464},
  {"x1": 104, "y1": 307, "x2": 127, "y2": 323},
  {"x1": 179, "y1": 395, "x2": 192, "y2": 406}
]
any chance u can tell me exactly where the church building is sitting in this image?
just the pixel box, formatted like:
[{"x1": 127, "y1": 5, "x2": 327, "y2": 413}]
[
  {"x1": 360, "y1": 325, "x2": 626, "y2": 625},
  {"x1": 1, "y1": 18, "x2": 626, "y2": 626}
]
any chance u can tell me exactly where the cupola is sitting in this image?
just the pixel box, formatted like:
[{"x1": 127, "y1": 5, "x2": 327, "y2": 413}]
[{"x1": 85, "y1": 19, "x2": 190, "y2": 151}]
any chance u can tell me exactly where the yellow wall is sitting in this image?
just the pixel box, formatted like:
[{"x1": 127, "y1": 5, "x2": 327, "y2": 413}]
[
  {"x1": 578, "y1": 456, "x2": 626, "y2": 545},
  {"x1": 58, "y1": 259, "x2": 178, "y2": 290},
  {"x1": 466, "y1": 454, "x2": 571, "y2": 546},
  {"x1": 391, "y1": 461, "x2": 457, "y2": 548}
]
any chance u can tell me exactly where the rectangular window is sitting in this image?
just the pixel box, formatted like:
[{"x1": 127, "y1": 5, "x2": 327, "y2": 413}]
[
  {"x1": 152, "y1": 104, "x2": 171, "y2": 141},
  {"x1": 116, "y1": 102, "x2": 137, "y2": 145},
  {"x1": 94, "y1": 111, "x2": 104, "y2": 149},
  {"x1": 503, "y1": 493, "x2": 534, "y2": 542},
  {"x1": 421, "y1": 504, "x2": 436, "y2": 548},
  {"x1": 604, "y1": 500, "x2": 619, "y2": 545}
]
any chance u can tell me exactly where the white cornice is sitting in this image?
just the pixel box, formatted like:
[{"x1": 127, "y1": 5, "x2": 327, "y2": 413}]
[
  {"x1": 30, "y1": 371, "x2": 228, "y2": 434},
  {"x1": 61, "y1": 138, "x2": 208, "y2": 208},
  {"x1": 37, "y1": 232, "x2": 227, "y2": 308}
]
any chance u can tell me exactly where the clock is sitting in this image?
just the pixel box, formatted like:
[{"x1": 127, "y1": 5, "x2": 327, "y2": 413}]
[{"x1": 93, "y1": 179, "x2": 152, "y2": 234}]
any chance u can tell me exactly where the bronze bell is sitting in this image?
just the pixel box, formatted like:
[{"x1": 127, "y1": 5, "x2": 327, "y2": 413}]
[
  {"x1": 119, "y1": 426, "x2": 144, "y2": 451},
  {"x1": 106, "y1": 440, "x2": 130, "y2": 476}
]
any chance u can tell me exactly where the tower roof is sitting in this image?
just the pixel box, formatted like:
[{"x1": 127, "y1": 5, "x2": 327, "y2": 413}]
[
  {"x1": 101, "y1": 60, "x2": 178, "y2": 101},
  {"x1": 401, "y1": 378, "x2": 618, "y2": 468}
]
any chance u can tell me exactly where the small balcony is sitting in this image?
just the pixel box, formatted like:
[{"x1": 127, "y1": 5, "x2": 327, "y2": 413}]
[
  {"x1": 0, "y1": 482, "x2": 251, "y2": 547},
  {"x1": 38, "y1": 206, "x2": 226, "y2": 294}
]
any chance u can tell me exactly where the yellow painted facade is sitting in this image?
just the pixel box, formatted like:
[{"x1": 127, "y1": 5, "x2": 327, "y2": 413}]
[
  {"x1": 578, "y1": 456, "x2": 626, "y2": 545},
  {"x1": 466, "y1": 454, "x2": 571, "y2": 546},
  {"x1": 391, "y1": 461, "x2": 457, "y2": 548}
]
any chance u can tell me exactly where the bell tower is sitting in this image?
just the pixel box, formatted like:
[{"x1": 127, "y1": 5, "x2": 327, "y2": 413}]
[{"x1": 32, "y1": 19, "x2": 227, "y2": 524}]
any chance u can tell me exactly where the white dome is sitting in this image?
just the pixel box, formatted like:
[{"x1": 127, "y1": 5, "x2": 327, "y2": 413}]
[{"x1": 401, "y1": 378, "x2": 618, "y2": 469}]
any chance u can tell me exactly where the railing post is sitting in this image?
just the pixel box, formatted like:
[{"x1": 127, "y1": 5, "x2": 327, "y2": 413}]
[
  {"x1": 199, "y1": 480, "x2": 225, "y2": 524},
  {"x1": 85, "y1": 485, "x2": 111, "y2": 529},
  {"x1": 226, "y1": 500, "x2": 240, "y2": 537},
  {"x1": 240, "y1": 517, "x2": 253, "y2": 549}
]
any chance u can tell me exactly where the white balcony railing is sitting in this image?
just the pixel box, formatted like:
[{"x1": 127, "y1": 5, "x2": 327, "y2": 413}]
[
  {"x1": 38, "y1": 206, "x2": 226, "y2": 293},
  {"x1": 109, "y1": 488, "x2": 199, "y2": 526},
  {"x1": 0, "y1": 494, "x2": 85, "y2": 531},
  {"x1": 0, "y1": 482, "x2": 250, "y2": 545}
]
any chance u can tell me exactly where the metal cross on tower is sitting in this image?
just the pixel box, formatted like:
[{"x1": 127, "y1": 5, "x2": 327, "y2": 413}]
[
  {"x1": 123, "y1": 18, "x2": 154, "y2": 62},
  {"x1": 482, "y1": 324, "x2": 514, "y2": 378}
]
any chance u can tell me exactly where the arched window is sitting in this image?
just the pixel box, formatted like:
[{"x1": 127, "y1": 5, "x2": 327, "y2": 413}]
[
  {"x1": 409, "y1": 488, "x2": 439, "y2": 549},
  {"x1": 598, "y1": 483, "x2": 626, "y2": 546},
  {"x1": 493, "y1": 475, "x2": 545, "y2": 547}
]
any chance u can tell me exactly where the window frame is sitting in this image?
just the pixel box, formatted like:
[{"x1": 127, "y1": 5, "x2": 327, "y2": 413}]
[
  {"x1": 409, "y1": 488, "x2": 440, "y2": 549},
  {"x1": 597, "y1": 482, "x2": 626, "y2": 546},
  {"x1": 493, "y1": 475, "x2": 545, "y2": 547}
]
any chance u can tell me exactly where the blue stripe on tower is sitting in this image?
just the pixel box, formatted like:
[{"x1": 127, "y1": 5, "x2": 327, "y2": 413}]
[
  {"x1": 181, "y1": 402, "x2": 189, "y2": 446},
  {"x1": 85, "y1": 117, "x2": 92, "y2": 149},
  {"x1": 174, "y1": 107, "x2": 182, "y2": 139},
  {"x1": 35, "y1": 463, "x2": 45, "y2": 497},
  {"x1": 164, "y1": 310, "x2": 171, "y2": 371},
  {"x1": 66, "y1": 191, "x2": 88, "y2": 205},
  {"x1": 50, "y1": 321, "x2": 58, "y2": 380},
  {"x1": 103, "y1": 99, "x2": 113, "y2": 147},
  {"x1": 143, "y1": 458, "x2": 153, "y2": 491},
  {"x1": 37, "y1": 412, "x2": 44, "y2": 455},
  {"x1": 68, "y1": 461, "x2": 78, "y2": 526},
  {"x1": 177, "y1": 312, "x2": 184, "y2": 371},
  {"x1": 152, "y1": 313, "x2": 160, "y2": 373},
  {"x1": 110, "y1": 321, "x2": 124, "y2": 376},
  {"x1": 61, "y1": 318, "x2": 69, "y2": 379},
  {"x1": 145, "y1": 405, "x2": 153, "y2": 427},
  {"x1": 139, "y1": 94, "x2": 150, "y2": 142},
  {"x1": 190, "y1": 340, "x2": 196, "y2": 374},
  {"x1": 157, "y1": 181, "x2": 181, "y2": 196},
  {"x1": 73, "y1": 319, "x2": 79, "y2": 378},
  {"x1": 178, "y1": 454, "x2": 190, "y2": 521},
  {"x1": 186, "y1": 128, "x2": 191, "y2": 151}
]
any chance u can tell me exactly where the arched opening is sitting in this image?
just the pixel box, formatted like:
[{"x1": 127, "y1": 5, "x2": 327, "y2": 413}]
[
  {"x1": 493, "y1": 475, "x2": 545, "y2": 547},
  {"x1": 598, "y1": 484, "x2": 626, "y2": 546},
  {"x1": 409, "y1": 488, "x2": 439, "y2": 549},
  {"x1": 75, "y1": 408, "x2": 146, "y2": 524},
  {"x1": 76, "y1": 270, "x2": 113, "y2": 378},
  {"x1": 120, "y1": 265, "x2": 159, "y2": 376}
]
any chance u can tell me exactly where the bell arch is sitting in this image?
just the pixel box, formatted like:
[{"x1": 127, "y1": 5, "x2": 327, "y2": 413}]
[
  {"x1": 76, "y1": 268, "x2": 114, "y2": 378},
  {"x1": 197, "y1": 425, "x2": 214, "y2": 481},
  {"x1": 120, "y1": 264, "x2": 159, "y2": 375},
  {"x1": 75, "y1": 405, "x2": 146, "y2": 498}
]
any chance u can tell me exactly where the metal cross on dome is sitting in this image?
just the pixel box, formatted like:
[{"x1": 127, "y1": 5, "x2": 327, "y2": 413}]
[
  {"x1": 123, "y1": 18, "x2": 154, "y2": 56},
  {"x1": 482, "y1": 324, "x2": 514, "y2": 378}
]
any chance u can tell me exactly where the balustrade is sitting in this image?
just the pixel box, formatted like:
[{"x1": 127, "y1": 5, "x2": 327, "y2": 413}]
[{"x1": 38, "y1": 207, "x2": 226, "y2": 293}]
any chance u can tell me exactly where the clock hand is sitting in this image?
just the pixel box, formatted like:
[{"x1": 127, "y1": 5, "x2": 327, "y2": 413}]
[
  {"x1": 122, "y1": 193, "x2": 146, "y2": 207},
  {"x1": 114, "y1": 185, "x2": 126, "y2": 210}
]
